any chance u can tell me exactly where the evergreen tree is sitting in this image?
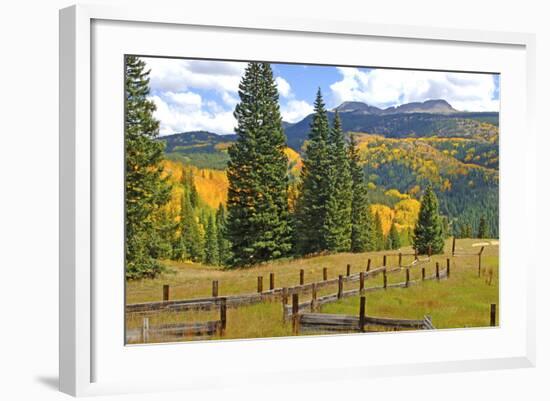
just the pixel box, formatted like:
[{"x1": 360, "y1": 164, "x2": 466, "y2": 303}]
[
  {"x1": 216, "y1": 203, "x2": 232, "y2": 266},
  {"x1": 349, "y1": 134, "x2": 371, "y2": 253},
  {"x1": 459, "y1": 223, "x2": 472, "y2": 238},
  {"x1": 324, "y1": 111, "x2": 353, "y2": 252},
  {"x1": 477, "y1": 216, "x2": 488, "y2": 238},
  {"x1": 180, "y1": 193, "x2": 204, "y2": 262},
  {"x1": 413, "y1": 185, "x2": 445, "y2": 254},
  {"x1": 373, "y1": 211, "x2": 385, "y2": 251},
  {"x1": 204, "y1": 215, "x2": 219, "y2": 265},
  {"x1": 188, "y1": 171, "x2": 199, "y2": 209},
  {"x1": 295, "y1": 89, "x2": 331, "y2": 254},
  {"x1": 387, "y1": 222, "x2": 401, "y2": 250},
  {"x1": 226, "y1": 62, "x2": 292, "y2": 267},
  {"x1": 125, "y1": 55, "x2": 171, "y2": 279}
]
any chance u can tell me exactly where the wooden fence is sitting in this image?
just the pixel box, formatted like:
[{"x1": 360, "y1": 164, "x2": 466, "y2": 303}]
[
  {"x1": 126, "y1": 254, "x2": 442, "y2": 315},
  {"x1": 451, "y1": 238, "x2": 486, "y2": 277},
  {"x1": 291, "y1": 296, "x2": 435, "y2": 334},
  {"x1": 282, "y1": 260, "x2": 450, "y2": 318},
  {"x1": 126, "y1": 298, "x2": 227, "y2": 342}
]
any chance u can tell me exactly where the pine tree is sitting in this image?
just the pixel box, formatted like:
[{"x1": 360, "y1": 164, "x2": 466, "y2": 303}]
[
  {"x1": 125, "y1": 55, "x2": 171, "y2": 279},
  {"x1": 295, "y1": 89, "x2": 331, "y2": 254},
  {"x1": 226, "y1": 62, "x2": 292, "y2": 267},
  {"x1": 387, "y1": 222, "x2": 401, "y2": 250},
  {"x1": 188, "y1": 171, "x2": 199, "y2": 209},
  {"x1": 216, "y1": 203, "x2": 232, "y2": 266},
  {"x1": 477, "y1": 216, "x2": 488, "y2": 239},
  {"x1": 180, "y1": 193, "x2": 204, "y2": 262},
  {"x1": 324, "y1": 111, "x2": 353, "y2": 252},
  {"x1": 413, "y1": 185, "x2": 445, "y2": 254},
  {"x1": 373, "y1": 211, "x2": 385, "y2": 251},
  {"x1": 348, "y1": 134, "x2": 371, "y2": 253},
  {"x1": 204, "y1": 215, "x2": 219, "y2": 265}
]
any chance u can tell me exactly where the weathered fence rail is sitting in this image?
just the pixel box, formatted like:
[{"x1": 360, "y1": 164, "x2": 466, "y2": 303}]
[
  {"x1": 127, "y1": 298, "x2": 227, "y2": 342},
  {"x1": 293, "y1": 296, "x2": 435, "y2": 334}
]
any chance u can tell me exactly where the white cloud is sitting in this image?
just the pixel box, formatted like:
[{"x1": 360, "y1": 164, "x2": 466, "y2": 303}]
[
  {"x1": 150, "y1": 92, "x2": 236, "y2": 135},
  {"x1": 275, "y1": 76, "x2": 292, "y2": 98},
  {"x1": 280, "y1": 100, "x2": 313, "y2": 123},
  {"x1": 144, "y1": 58, "x2": 246, "y2": 93},
  {"x1": 142, "y1": 58, "x2": 245, "y2": 135},
  {"x1": 330, "y1": 67, "x2": 499, "y2": 112}
]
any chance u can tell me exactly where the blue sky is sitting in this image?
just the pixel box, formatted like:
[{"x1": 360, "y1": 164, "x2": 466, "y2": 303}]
[{"x1": 142, "y1": 57, "x2": 500, "y2": 136}]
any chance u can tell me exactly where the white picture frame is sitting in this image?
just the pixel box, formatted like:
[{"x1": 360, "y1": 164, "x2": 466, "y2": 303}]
[{"x1": 59, "y1": 3, "x2": 536, "y2": 397}]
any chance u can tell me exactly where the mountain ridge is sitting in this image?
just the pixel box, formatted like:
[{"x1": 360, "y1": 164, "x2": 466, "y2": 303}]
[{"x1": 334, "y1": 99, "x2": 458, "y2": 115}]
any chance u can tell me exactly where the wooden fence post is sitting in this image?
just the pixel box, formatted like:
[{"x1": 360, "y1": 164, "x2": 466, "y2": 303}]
[
  {"x1": 367, "y1": 259, "x2": 371, "y2": 272},
  {"x1": 414, "y1": 248, "x2": 418, "y2": 260},
  {"x1": 478, "y1": 246, "x2": 485, "y2": 277},
  {"x1": 422, "y1": 267, "x2": 426, "y2": 281},
  {"x1": 490, "y1": 303, "x2": 496, "y2": 326},
  {"x1": 359, "y1": 272, "x2": 365, "y2": 293},
  {"x1": 163, "y1": 284, "x2": 170, "y2": 301},
  {"x1": 338, "y1": 275, "x2": 343, "y2": 299},
  {"x1": 212, "y1": 280, "x2": 219, "y2": 298},
  {"x1": 436, "y1": 262, "x2": 440, "y2": 281},
  {"x1": 359, "y1": 296, "x2": 366, "y2": 333},
  {"x1": 257, "y1": 276, "x2": 263, "y2": 293},
  {"x1": 452, "y1": 237, "x2": 456, "y2": 256},
  {"x1": 405, "y1": 268, "x2": 410, "y2": 287},
  {"x1": 346, "y1": 264, "x2": 351, "y2": 277},
  {"x1": 428, "y1": 244, "x2": 432, "y2": 257},
  {"x1": 220, "y1": 297, "x2": 227, "y2": 335},
  {"x1": 383, "y1": 255, "x2": 387, "y2": 267},
  {"x1": 282, "y1": 287, "x2": 288, "y2": 322},
  {"x1": 142, "y1": 317, "x2": 149, "y2": 343},
  {"x1": 383, "y1": 269, "x2": 387, "y2": 289},
  {"x1": 398, "y1": 253, "x2": 402, "y2": 267},
  {"x1": 323, "y1": 267, "x2": 328, "y2": 281},
  {"x1": 292, "y1": 293, "x2": 299, "y2": 334},
  {"x1": 446, "y1": 258, "x2": 451, "y2": 278},
  {"x1": 311, "y1": 283, "x2": 317, "y2": 312},
  {"x1": 300, "y1": 269, "x2": 304, "y2": 285},
  {"x1": 269, "y1": 272, "x2": 275, "y2": 291}
]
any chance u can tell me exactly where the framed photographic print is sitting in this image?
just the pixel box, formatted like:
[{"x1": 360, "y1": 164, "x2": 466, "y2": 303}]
[{"x1": 59, "y1": 4, "x2": 536, "y2": 397}]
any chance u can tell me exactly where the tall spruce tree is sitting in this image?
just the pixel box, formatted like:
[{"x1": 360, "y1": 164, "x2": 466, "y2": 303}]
[
  {"x1": 373, "y1": 211, "x2": 385, "y2": 251},
  {"x1": 125, "y1": 55, "x2": 171, "y2": 279},
  {"x1": 387, "y1": 222, "x2": 401, "y2": 250},
  {"x1": 215, "y1": 203, "x2": 231, "y2": 266},
  {"x1": 204, "y1": 215, "x2": 219, "y2": 265},
  {"x1": 295, "y1": 89, "x2": 331, "y2": 254},
  {"x1": 413, "y1": 185, "x2": 445, "y2": 254},
  {"x1": 324, "y1": 111, "x2": 353, "y2": 252},
  {"x1": 348, "y1": 134, "x2": 371, "y2": 253},
  {"x1": 226, "y1": 62, "x2": 292, "y2": 267},
  {"x1": 477, "y1": 216, "x2": 488, "y2": 239},
  {"x1": 180, "y1": 193, "x2": 204, "y2": 262}
]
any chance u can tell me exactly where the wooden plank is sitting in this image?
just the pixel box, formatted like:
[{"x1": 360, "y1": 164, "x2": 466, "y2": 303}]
[
  {"x1": 292, "y1": 293, "x2": 299, "y2": 334},
  {"x1": 220, "y1": 297, "x2": 227, "y2": 334},
  {"x1": 359, "y1": 296, "x2": 366, "y2": 332}
]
